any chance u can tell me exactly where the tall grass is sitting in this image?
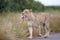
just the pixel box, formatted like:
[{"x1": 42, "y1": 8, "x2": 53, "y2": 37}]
[
  {"x1": 0, "y1": 11, "x2": 60, "y2": 40},
  {"x1": 49, "y1": 11, "x2": 60, "y2": 33}
]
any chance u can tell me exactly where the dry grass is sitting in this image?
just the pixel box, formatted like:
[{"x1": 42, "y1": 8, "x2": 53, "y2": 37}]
[
  {"x1": 0, "y1": 11, "x2": 60, "y2": 40},
  {"x1": 49, "y1": 11, "x2": 60, "y2": 33}
]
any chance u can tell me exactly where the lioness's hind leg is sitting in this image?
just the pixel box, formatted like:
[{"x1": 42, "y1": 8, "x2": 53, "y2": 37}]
[{"x1": 43, "y1": 23, "x2": 50, "y2": 38}]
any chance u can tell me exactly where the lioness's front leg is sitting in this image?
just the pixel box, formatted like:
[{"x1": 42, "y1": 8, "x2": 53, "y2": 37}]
[
  {"x1": 28, "y1": 22, "x2": 33, "y2": 39},
  {"x1": 37, "y1": 25, "x2": 42, "y2": 37}
]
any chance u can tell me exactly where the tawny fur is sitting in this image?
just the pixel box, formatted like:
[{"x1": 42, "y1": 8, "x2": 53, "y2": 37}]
[{"x1": 19, "y1": 9, "x2": 50, "y2": 38}]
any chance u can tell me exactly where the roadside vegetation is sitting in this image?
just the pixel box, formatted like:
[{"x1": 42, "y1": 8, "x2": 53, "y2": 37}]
[{"x1": 0, "y1": 11, "x2": 60, "y2": 40}]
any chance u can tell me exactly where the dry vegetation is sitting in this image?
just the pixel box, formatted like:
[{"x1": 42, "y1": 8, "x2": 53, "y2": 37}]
[{"x1": 0, "y1": 11, "x2": 60, "y2": 40}]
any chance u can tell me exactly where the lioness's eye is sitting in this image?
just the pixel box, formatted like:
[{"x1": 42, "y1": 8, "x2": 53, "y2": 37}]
[{"x1": 22, "y1": 16, "x2": 24, "y2": 19}]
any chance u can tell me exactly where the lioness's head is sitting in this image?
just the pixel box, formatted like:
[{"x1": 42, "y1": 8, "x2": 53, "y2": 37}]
[{"x1": 18, "y1": 9, "x2": 32, "y2": 23}]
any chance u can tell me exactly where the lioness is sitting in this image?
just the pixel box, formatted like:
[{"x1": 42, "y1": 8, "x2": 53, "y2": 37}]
[{"x1": 18, "y1": 9, "x2": 50, "y2": 38}]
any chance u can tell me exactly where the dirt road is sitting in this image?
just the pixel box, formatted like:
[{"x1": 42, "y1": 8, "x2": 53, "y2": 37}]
[{"x1": 27, "y1": 33, "x2": 60, "y2": 40}]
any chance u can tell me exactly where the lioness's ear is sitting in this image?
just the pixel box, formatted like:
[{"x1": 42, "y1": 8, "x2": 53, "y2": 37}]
[
  {"x1": 29, "y1": 9, "x2": 32, "y2": 12},
  {"x1": 23, "y1": 9, "x2": 28, "y2": 13}
]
